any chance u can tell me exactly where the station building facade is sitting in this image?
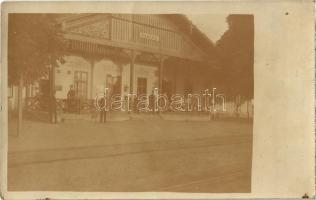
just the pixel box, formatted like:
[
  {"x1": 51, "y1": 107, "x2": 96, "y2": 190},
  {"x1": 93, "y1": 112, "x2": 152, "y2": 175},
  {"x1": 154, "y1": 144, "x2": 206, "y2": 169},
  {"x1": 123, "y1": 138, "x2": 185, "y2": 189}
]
[
  {"x1": 53, "y1": 14, "x2": 215, "y2": 104},
  {"x1": 8, "y1": 14, "x2": 254, "y2": 117}
]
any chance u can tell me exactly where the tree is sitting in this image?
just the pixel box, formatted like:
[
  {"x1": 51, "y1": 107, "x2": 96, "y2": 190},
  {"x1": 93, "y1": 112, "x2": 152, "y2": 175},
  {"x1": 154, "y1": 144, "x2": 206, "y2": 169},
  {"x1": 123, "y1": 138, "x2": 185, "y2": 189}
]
[
  {"x1": 8, "y1": 14, "x2": 67, "y2": 135},
  {"x1": 215, "y1": 14, "x2": 254, "y2": 118}
]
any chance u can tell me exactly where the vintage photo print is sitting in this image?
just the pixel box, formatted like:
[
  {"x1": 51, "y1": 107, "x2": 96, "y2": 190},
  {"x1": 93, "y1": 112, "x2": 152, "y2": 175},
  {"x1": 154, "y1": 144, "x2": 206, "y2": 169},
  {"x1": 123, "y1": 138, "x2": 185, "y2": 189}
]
[
  {"x1": 0, "y1": 1, "x2": 314, "y2": 199},
  {"x1": 7, "y1": 12, "x2": 254, "y2": 192}
]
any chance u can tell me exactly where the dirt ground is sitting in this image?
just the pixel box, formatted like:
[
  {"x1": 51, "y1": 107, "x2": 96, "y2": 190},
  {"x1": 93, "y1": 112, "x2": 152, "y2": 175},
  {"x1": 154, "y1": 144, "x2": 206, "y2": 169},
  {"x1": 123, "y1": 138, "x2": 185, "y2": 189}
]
[{"x1": 8, "y1": 116, "x2": 253, "y2": 192}]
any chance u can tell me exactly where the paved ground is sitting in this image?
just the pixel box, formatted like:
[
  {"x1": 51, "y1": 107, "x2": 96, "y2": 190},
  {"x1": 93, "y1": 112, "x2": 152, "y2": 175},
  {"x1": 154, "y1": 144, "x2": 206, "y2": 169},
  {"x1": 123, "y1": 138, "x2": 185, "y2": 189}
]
[{"x1": 8, "y1": 116, "x2": 253, "y2": 192}]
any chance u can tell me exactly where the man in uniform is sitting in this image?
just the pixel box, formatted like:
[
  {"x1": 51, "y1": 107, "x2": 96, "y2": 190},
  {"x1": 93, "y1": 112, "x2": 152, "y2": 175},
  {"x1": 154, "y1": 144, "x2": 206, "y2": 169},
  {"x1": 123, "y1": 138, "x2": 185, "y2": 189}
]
[
  {"x1": 98, "y1": 93, "x2": 107, "y2": 123},
  {"x1": 67, "y1": 85, "x2": 75, "y2": 112}
]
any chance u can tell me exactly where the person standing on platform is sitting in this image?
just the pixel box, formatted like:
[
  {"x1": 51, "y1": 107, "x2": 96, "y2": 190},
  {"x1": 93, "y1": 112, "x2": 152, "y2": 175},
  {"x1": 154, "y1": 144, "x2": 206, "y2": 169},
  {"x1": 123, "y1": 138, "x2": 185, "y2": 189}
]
[
  {"x1": 67, "y1": 85, "x2": 75, "y2": 112},
  {"x1": 99, "y1": 93, "x2": 106, "y2": 123}
]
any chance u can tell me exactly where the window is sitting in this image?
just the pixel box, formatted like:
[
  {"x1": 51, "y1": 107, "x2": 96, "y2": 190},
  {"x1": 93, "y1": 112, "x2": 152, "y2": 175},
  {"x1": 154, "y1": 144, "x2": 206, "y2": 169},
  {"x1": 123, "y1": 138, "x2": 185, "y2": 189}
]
[{"x1": 74, "y1": 71, "x2": 88, "y2": 100}]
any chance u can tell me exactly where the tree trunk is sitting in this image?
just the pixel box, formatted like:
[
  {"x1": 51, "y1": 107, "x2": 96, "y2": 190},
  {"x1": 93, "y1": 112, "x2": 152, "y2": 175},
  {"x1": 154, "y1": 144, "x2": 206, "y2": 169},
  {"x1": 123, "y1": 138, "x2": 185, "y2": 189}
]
[
  {"x1": 235, "y1": 95, "x2": 240, "y2": 119},
  {"x1": 24, "y1": 84, "x2": 30, "y2": 108},
  {"x1": 49, "y1": 64, "x2": 56, "y2": 123},
  {"x1": 247, "y1": 100, "x2": 249, "y2": 120},
  {"x1": 17, "y1": 73, "x2": 23, "y2": 136}
]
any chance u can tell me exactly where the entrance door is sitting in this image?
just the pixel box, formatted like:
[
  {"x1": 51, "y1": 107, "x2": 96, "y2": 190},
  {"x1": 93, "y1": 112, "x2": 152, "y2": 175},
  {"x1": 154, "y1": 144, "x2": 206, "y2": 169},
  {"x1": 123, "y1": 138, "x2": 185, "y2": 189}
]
[
  {"x1": 137, "y1": 78, "x2": 147, "y2": 95},
  {"x1": 74, "y1": 71, "x2": 88, "y2": 113},
  {"x1": 162, "y1": 80, "x2": 173, "y2": 98}
]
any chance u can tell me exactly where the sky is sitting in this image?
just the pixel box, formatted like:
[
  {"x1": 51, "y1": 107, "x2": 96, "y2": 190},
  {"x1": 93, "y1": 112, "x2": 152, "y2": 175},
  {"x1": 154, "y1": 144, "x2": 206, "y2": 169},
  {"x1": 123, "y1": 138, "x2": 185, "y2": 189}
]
[{"x1": 186, "y1": 14, "x2": 229, "y2": 43}]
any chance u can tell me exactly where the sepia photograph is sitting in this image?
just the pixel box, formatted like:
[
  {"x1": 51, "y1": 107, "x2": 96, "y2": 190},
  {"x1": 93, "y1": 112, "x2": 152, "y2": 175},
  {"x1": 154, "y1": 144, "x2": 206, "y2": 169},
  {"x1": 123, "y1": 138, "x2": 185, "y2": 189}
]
[
  {"x1": 7, "y1": 13, "x2": 253, "y2": 192},
  {"x1": 1, "y1": 1, "x2": 314, "y2": 199}
]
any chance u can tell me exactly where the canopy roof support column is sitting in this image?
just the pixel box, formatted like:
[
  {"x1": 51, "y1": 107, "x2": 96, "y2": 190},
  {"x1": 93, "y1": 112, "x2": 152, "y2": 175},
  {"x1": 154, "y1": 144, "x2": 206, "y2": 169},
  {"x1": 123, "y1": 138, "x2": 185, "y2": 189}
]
[
  {"x1": 155, "y1": 55, "x2": 168, "y2": 93},
  {"x1": 89, "y1": 59, "x2": 95, "y2": 100},
  {"x1": 123, "y1": 49, "x2": 140, "y2": 112}
]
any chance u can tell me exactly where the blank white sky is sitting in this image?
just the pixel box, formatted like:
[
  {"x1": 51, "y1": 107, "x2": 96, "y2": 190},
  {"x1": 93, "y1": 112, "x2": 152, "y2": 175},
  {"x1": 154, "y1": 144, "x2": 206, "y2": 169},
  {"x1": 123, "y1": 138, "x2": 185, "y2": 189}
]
[{"x1": 186, "y1": 14, "x2": 229, "y2": 43}]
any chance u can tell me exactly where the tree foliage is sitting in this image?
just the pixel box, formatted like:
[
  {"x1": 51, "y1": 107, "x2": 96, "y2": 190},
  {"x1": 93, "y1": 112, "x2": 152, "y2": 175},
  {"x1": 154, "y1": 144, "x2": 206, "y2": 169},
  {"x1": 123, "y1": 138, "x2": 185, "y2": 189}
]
[
  {"x1": 215, "y1": 14, "x2": 254, "y2": 101},
  {"x1": 8, "y1": 14, "x2": 67, "y2": 85}
]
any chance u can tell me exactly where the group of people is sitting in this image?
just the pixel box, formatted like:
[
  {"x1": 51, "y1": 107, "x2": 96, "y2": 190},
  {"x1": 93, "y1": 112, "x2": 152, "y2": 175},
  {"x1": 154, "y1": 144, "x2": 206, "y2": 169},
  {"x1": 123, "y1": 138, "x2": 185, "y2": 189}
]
[
  {"x1": 49, "y1": 85, "x2": 76, "y2": 124},
  {"x1": 49, "y1": 85, "x2": 108, "y2": 124}
]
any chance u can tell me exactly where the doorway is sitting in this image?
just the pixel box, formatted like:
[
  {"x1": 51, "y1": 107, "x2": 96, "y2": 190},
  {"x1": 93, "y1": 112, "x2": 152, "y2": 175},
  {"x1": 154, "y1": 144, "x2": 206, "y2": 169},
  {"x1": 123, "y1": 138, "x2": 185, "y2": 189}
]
[{"x1": 137, "y1": 77, "x2": 147, "y2": 95}]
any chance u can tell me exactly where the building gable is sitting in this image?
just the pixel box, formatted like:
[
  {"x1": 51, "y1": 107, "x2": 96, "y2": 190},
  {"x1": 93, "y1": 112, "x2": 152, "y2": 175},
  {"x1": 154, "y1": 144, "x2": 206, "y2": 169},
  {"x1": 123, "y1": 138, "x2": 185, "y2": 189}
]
[
  {"x1": 68, "y1": 20, "x2": 111, "y2": 40},
  {"x1": 60, "y1": 14, "x2": 210, "y2": 62}
]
